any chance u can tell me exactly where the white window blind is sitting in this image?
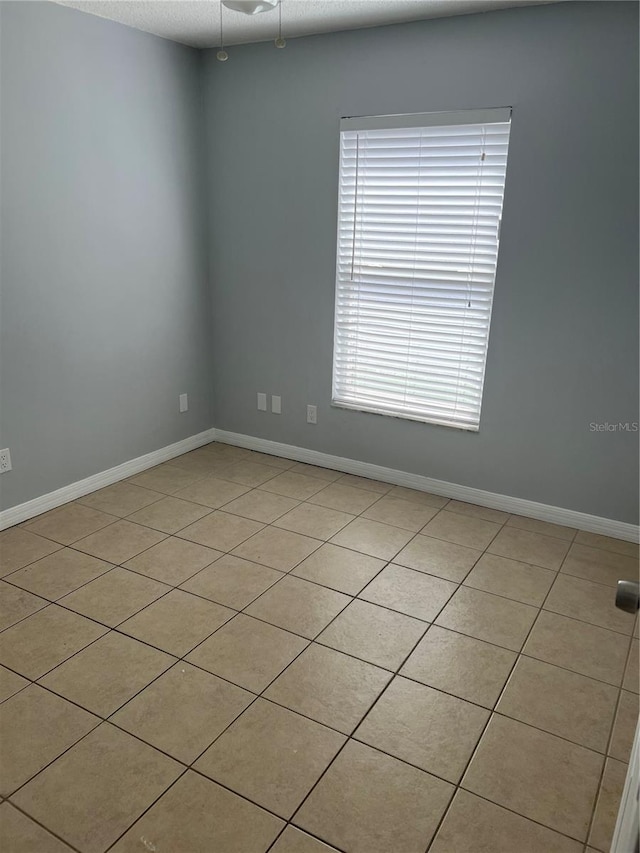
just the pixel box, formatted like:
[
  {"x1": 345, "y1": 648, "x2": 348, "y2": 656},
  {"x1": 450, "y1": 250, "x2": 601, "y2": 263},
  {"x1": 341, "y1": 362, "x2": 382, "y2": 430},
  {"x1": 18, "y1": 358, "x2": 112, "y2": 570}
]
[{"x1": 332, "y1": 108, "x2": 511, "y2": 431}]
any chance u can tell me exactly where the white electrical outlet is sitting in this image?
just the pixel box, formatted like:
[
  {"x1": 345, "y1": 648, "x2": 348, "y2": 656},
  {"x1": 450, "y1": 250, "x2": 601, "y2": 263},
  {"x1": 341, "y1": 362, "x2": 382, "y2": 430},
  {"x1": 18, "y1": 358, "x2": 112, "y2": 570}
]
[
  {"x1": 271, "y1": 395, "x2": 281, "y2": 415},
  {"x1": 306, "y1": 405, "x2": 317, "y2": 424},
  {"x1": 257, "y1": 392, "x2": 267, "y2": 411},
  {"x1": 179, "y1": 393, "x2": 188, "y2": 413},
  {"x1": 0, "y1": 448, "x2": 12, "y2": 473}
]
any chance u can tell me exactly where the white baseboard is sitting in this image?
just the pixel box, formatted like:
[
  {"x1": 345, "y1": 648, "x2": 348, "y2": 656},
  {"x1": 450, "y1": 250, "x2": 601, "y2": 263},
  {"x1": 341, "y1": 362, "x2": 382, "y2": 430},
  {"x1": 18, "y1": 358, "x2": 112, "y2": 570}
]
[
  {"x1": 215, "y1": 429, "x2": 640, "y2": 543},
  {"x1": 2, "y1": 425, "x2": 638, "y2": 543},
  {"x1": 0, "y1": 428, "x2": 217, "y2": 531}
]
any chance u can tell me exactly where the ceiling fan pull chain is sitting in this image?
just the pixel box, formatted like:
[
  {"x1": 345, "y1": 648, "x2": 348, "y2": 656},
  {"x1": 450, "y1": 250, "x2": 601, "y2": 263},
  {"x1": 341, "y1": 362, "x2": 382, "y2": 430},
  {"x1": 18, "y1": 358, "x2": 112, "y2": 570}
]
[
  {"x1": 216, "y1": 0, "x2": 229, "y2": 61},
  {"x1": 275, "y1": 1, "x2": 286, "y2": 49}
]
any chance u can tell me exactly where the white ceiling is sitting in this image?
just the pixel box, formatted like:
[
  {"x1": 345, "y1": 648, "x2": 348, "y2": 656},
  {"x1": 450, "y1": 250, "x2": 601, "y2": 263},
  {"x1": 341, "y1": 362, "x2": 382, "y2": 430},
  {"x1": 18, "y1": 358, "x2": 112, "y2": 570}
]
[{"x1": 55, "y1": 0, "x2": 557, "y2": 49}]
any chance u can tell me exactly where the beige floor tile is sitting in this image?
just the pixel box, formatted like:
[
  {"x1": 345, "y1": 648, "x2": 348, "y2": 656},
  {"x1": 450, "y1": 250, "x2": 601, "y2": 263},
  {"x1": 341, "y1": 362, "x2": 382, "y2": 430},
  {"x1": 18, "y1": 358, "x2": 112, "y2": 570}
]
[
  {"x1": 125, "y1": 496, "x2": 211, "y2": 534},
  {"x1": 0, "y1": 605, "x2": 107, "y2": 679},
  {"x1": 110, "y1": 770, "x2": 283, "y2": 853},
  {"x1": 123, "y1": 537, "x2": 221, "y2": 586},
  {"x1": 274, "y1": 503, "x2": 354, "y2": 540},
  {"x1": 12, "y1": 723, "x2": 182, "y2": 853},
  {"x1": 196, "y1": 699, "x2": 345, "y2": 818},
  {"x1": 575, "y1": 531, "x2": 639, "y2": 558},
  {"x1": 506, "y1": 515, "x2": 576, "y2": 541},
  {"x1": 73, "y1": 520, "x2": 166, "y2": 564},
  {"x1": 173, "y1": 476, "x2": 250, "y2": 508},
  {"x1": 429, "y1": 789, "x2": 582, "y2": 853},
  {"x1": 308, "y1": 483, "x2": 381, "y2": 514},
  {"x1": 0, "y1": 582, "x2": 48, "y2": 630},
  {"x1": 317, "y1": 600, "x2": 426, "y2": 670},
  {"x1": 609, "y1": 690, "x2": 638, "y2": 761},
  {"x1": 77, "y1": 482, "x2": 162, "y2": 517},
  {"x1": 288, "y1": 463, "x2": 342, "y2": 481},
  {"x1": 294, "y1": 739, "x2": 453, "y2": 853},
  {"x1": 260, "y1": 472, "x2": 328, "y2": 500},
  {"x1": 360, "y1": 564, "x2": 457, "y2": 622},
  {"x1": 463, "y1": 552, "x2": 555, "y2": 606},
  {"x1": 401, "y1": 625, "x2": 516, "y2": 708},
  {"x1": 497, "y1": 657, "x2": 618, "y2": 751},
  {"x1": 623, "y1": 638, "x2": 639, "y2": 692},
  {"x1": 40, "y1": 630, "x2": 174, "y2": 717},
  {"x1": 166, "y1": 449, "x2": 240, "y2": 476},
  {"x1": 588, "y1": 757, "x2": 628, "y2": 852},
  {"x1": 561, "y1": 542, "x2": 638, "y2": 588},
  {"x1": 24, "y1": 503, "x2": 118, "y2": 545},
  {"x1": 524, "y1": 610, "x2": 630, "y2": 685},
  {"x1": 292, "y1": 544, "x2": 385, "y2": 595},
  {"x1": 216, "y1": 459, "x2": 282, "y2": 487},
  {"x1": 336, "y1": 474, "x2": 392, "y2": 494},
  {"x1": 6, "y1": 549, "x2": 113, "y2": 601},
  {"x1": 393, "y1": 535, "x2": 481, "y2": 582},
  {"x1": 0, "y1": 684, "x2": 98, "y2": 796},
  {"x1": 355, "y1": 676, "x2": 488, "y2": 783},
  {"x1": 232, "y1": 526, "x2": 320, "y2": 571},
  {"x1": 0, "y1": 529, "x2": 61, "y2": 576},
  {"x1": 245, "y1": 576, "x2": 350, "y2": 639},
  {"x1": 242, "y1": 451, "x2": 295, "y2": 469},
  {"x1": 271, "y1": 826, "x2": 340, "y2": 852},
  {"x1": 0, "y1": 802, "x2": 75, "y2": 853},
  {"x1": 444, "y1": 500, "x2": 510, "y2": 524},
  {"x1": 221, "y1": 490, "x2": 300, "y2": 523},
  {"x1": 118, "y1": 589, "x2": 235, "y2": 656},
  {"x1": 330, "y1": 518, "x2": 413, "y2": 561},
  {"x1": 545, "y1": 574, "x2": 635, "y2": 635},
  {"x1": 362, "y1": 496, "x2": 439, "y2": 532},
  {"x1": 112, "y1": 662, "x2": 252, "y2": 763},
  {"x1": 59, "y1": 567, "x2": 169, "y2": 627},
  {"x1": 128, "y1": 463, "x2": 207, "y2": 494},
  {"x1": 387, "y1": 485, "x2": 449, "y2": 508},
  {"x1": 179, "y1": 511, "x2": 264, "y2": 552},
  {"x1": 265, "y1": 643, "x2": 390, "y2": 734},
  {"x1": 181, "y1": 555, "x2": 282, "y2": 608},
  {"x1": 488, "y1": 526, "x2": 571, "y2": 570},
  {"x1": 422, "y1": 510, "x2": 501, "y2": 551},
  {"x1": 200, "y1": 442, "x2": 251, "y2": 461},
  {"x1": 186, "y1": 614, "x2": 307, "y2": 692},
  {"x1": 436, "y1": 586, "x2": 538, "y2": 651},
  {"x1": 462, "y1": 714, "x2": 603, "y2": 840},
  {"x1": 0, "y1": 665, "x2": 29, "y2": 703}
]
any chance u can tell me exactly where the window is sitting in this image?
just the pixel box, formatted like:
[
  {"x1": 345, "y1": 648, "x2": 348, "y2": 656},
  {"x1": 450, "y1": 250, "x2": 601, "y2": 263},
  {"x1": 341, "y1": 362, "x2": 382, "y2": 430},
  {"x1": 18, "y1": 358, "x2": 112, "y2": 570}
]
[{"x1": 332, "y1": 108, "x2": 511, "y2": 431}]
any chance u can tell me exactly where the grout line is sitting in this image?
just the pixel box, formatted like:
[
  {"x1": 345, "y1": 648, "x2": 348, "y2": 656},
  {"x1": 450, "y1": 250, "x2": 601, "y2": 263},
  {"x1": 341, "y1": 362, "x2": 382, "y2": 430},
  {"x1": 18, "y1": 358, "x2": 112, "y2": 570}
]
[
  {"x1": 275, "y1": 548, "x2": 470, "y2": 850},
  {"x1": 0, "y1": 534, "x2": 633, "y2": 691},
  {"x1": 265, "y1": 824, "x2": 348, "y2": 853},
  {"x1": 4, "y1": 799, "x2": 87, "y2": 853},
  {"x1": 2, "y1": 441, "x2": 637, "y2": 850},
  {"x1": 583, "y1": 631, "x2": 637, "y2": 848},
  {"x1": 422, "y1": 535, "x2": 595, "y2": 852}
]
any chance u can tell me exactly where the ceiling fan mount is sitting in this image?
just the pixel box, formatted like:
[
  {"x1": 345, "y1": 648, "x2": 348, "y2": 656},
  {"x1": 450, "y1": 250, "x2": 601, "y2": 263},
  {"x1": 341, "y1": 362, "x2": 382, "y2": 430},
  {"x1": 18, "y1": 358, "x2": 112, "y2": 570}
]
[{"x1": 221, "y1": 0, "x2": 279, "y2": 15}]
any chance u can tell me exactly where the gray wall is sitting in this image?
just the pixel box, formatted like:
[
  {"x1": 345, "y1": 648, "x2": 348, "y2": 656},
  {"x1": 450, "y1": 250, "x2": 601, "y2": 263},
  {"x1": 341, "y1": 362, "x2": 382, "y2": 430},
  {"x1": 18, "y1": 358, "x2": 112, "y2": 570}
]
[
  {"x1": 0, "y1": 1, "x2": 213, "y2": 510},
  {"x1": 204, "y1": 1, "x2": 639, "y2": 523},
  {"x1": 1, "y1": 1, "x2": 637, "y2": 524}
]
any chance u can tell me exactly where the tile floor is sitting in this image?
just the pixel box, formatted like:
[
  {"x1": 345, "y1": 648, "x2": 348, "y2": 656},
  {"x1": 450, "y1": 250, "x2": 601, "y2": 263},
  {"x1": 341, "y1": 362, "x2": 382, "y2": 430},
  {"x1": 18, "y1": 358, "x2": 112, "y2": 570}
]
[{"x1": 0, "y1": 441, "x2": 638, "y2": 853}]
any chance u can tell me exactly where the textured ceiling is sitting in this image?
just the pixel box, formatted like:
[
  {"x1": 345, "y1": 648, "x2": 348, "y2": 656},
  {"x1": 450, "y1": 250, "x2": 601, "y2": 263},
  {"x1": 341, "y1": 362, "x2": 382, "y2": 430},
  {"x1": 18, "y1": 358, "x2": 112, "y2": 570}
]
[{"x1": 55, "y1": 0, "x2": 557, "y2": 48}]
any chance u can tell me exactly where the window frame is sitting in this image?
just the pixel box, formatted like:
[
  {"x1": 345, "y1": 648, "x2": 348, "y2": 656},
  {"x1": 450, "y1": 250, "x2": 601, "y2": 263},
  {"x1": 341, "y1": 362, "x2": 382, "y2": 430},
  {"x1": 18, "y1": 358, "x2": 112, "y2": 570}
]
[{"x1": 331, "y1": 107, "x2": 512, "y2": 432}]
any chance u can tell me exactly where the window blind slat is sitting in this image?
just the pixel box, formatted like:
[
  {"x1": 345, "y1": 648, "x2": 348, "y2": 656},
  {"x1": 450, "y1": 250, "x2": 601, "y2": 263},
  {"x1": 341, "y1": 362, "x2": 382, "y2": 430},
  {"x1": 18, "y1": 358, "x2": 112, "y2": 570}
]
[{"x1": 332, "y1": 112, "x2": 511, "y2": 431}]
